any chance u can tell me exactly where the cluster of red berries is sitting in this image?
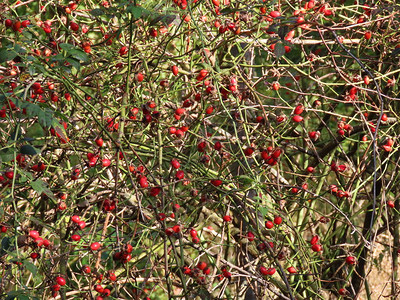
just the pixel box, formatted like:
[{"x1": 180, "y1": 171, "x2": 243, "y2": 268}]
[
  {"x1": 337, "y1": 121, "x2": 353, "y2": 136},
  {"x1": 141, "y1": 100, "x2": 160, "y2": 124},
  {"x1": 113, "y1": 243, "x2": 133, "y2": 263},
  {"x1": 4, "y1": 19, "x2": 30, "y2": 32},
  {"x1": 49, "y1": 120, "x2": 69, "y2": 143},
  {"x1": 310, "y1": 235, "x2": 323, "y2": 252},
  {"x1": 261, "y1": 147, "x2": 283, "y2": 166},
  {"x1": 183, "y1": 261, "x2": 211, "y2": 284},
  {"x1": 259, "y1": 266, "x2": 276, "y2": 276},
  {"x1": 330, "y1": 161, "x2": 347, "y2": 173},
  {"x1": 329, "y1": 184, "x2": 350, "y2": 198},
  {"x1": 381, "y1": 137, "x2": 394, "y2": 152},
  {"x1": 265, "y1": 216, "x2": 283, "y2": 229},
  {"x1": 292, "y1": 104, "x2": 304, "y2": 123},
  {"x1": 51, "y1": 276, "x2": 66, "y2": 297}
]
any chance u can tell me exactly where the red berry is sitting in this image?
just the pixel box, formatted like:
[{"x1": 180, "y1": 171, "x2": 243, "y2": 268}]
[
  {"x1": 82, "y1": 265, "x2": 91, "y2": 274},
  {"x1": 119, "y1": 46, "x2": 128, "y2": 56},
  {"x1": 171, "y1": 159, "x2": 180, "y2": 169},
  {"x1": 273, "y1": 216, "x2": 282, "y2": 225},
  {"x1": 94, "y1": 284, "x2": 104, "y2": 293},
  {"x1": 102, "y1": 158, "x2": 111, "y2": 167},
  {"x1": 56, "y1": 276, "x2": 66, "y2": 286},
  {"x1": 205, "y1": 106, "x2": 214, "y2": 114},
  {"x1": 70, "y1": 21, "x2": 79, "y2": 32},
  {"x1": 260, "y1": 266, "x2": 269, "y2": 275},
  {"x1": 246, "y1": 231, "x2": 255, "y2": 242},
  {"x1": 197, "y1": 261, "x2": 207, "y2": 270},
  {"x1": 175, "y1": 170, "x2": 185, "y2": 180},
  {"x1": 29, "y1": 230, "x2": 40, "y2": 239},
  {"x1": 172, "y1": 225, "x2": 181, "y2": 233},
  {"x1": 223, "y1": 215, "x2": 232, "y2": 222},
  {"x1": 346, "y1": 256, "x2": 356, "y2": 265},
  {"x1": 310, "y1": 235, "x2": 319, "y2": 245},
  {"x1": 311, "y1": 244, "x2": 322, "y2": 252},
  {"x1": 338, "y1": 288, "x2": 348, "y2": 295},
  {"x1": 244, "y1": 147, "x2": 254, "y2": 156},
  {"x1": 190, "y1": 229, "x2": 198, "y2": 238},
  {"x1": 136, "y1": 73, "x2": 144, "y2": 82},
  {"x1": 211, "y1": 179, "x2": 222, "y2": 186},
  {"x1": 12, "y1": 21, "x2": 21, "y2": 32},
  {"x1": 272, "y1": 82, "x2": 280, "y2": 90},
  {"x1": 52, "y1": 284, "x2": 61, "y2": 291},
  {"x1": 293, "y1": 104, "x2": 304, "y2": 115},
  {"x1": 165, "y1": 227, "x2": 174, "y2": 236},
  {"x1": 364, "y1": 31, "x2": 372, "y2": 40},
  {"x1": 266, "y1": 267, "x2": 276, "y2": 275},
  {"x1": 71, "y1": 215, "x2": 80, "y2": 223},
  {"x1": 269, "y1": 11, "x2": 281, "y2": 18},
  {"x1": 292, "y1": 115, "x2": 303, "y2": 122},
  {"x1": 265, "y1": 221, "x2": 274, "y2": 229},
  {"x1": 214, "y1": 141, "x2": 222, "y2": 151},
  {"x1": 287, "y1": 266, "x2": 297, "y2": 274},
  {"x1": 171, "y1": 65, "x2": 179, "y2": 76},
  {"x1": 90, "y1": 242, "x2": 101, "y2": 251},
  {"x1": 21, "y1": 20, "x2": 30, "y2": 28},
  {"x1": 5, "y1": 19, "x2": 13, "y2": 28},
  {"x1": 71, "y1": 234, "x2": 81, "y2": 241}
]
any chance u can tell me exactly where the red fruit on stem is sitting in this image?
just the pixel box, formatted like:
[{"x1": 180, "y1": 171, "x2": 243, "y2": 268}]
[
  {"x1": 346, "y1": 256, "x2": 356, "y2": 265},
  {"x1": 90, "y1": 242, "x2": 101, "y2": 251},
  {"x1": 71, "y1": 234, "x2": 81, "y2": 241},
  {"x1": 311, "y1": 244, "x2": 323, "y2": 252},
  {"x1": 56, "y1": 276, "x2": 66, "y2": 286},
  {"x1": 269, "y1": 11, "x2": 281, "y2": 18},
  {"x1": 265, "y1": 221, "x2": 274, "y2": 229},
  {"x1": 29, "y1": 230, "x2": 40, "y2": 239},
  {"x1": 223, "y1": 215, "x2": 232, "y2": 222},
  {"x1": 246, "y1": 231, "x2": 255, "y2": 241},
  {"x1": 171, "y1": 65, "x2": 179, "y2": 76},
  {"x1": 273, "y1": 216, "x2": 282, "y2": 225},
  {"x1": 292, "y1": 115, "x2": 303, "y2": 122}
]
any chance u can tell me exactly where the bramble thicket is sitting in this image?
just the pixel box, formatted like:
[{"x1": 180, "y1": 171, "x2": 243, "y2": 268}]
[{"x1": 0, "y1": 0, "x2": 399, "y2": 299}]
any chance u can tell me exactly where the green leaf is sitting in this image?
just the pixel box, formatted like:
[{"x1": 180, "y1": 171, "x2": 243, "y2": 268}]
[
  {"x1": 149, "y1": 14, "x2": 176, "y2": 26},
  {"x1": 23, "y1": 260, "x2": 37, "y2": 276},
  {"x1": 0, "y1": 48, "x2": 17, "y2": 63},
  {"x1": 1, "y1": 236, "x2": 11, "y2": 253},
  {"x1": 51, "y1": 53, "x2": 65, "y2": 62},
  {"x1": 274, "y1": 42, "x2": 285, "y2": 59},
  {"x1": 259, "y1": 207, "x2": 269, "y2": 217},
  {"x1": 20, "y1": 145, "x2": 41, "y2": 155},
  {"x1": 236, "y1": 175, "x2": 255, "y2": 188},
  {"x1": 66, "y1": 57, "x2": 80, "y2": 71},
  {"x1": 59, "y1": 43, "x2": 75, "y2": 51},
  {"x1": 68, "y1": 49, "x2": 89, "y2": 62},
  {"x1": 0, "y1": 148, "x2": 17, "y2": 162},
  {"x1": 220, "y1": 7, "x2": 238, "y2": 14},
  {"x1": 90, "y1": 8, "x2": 104, "y2": 16},
  {"x1": 51, "y1": 119, "x2": 68, "y2": 142},
  {"x1": 30, "y1": 179, "x2": 55, "y2": 200},
  {"x1": 27, "y1": 65, "x2": 36, "y2": 76},
  {"x1": 278, "y1": 25, "x2": 289, "y2": 40},
  {"x1": 13, "y1": 44, "x2": 26, "y2": 54},
  {"x1": 127, "y1": 5, "x2": 144, "y2": 19}
]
